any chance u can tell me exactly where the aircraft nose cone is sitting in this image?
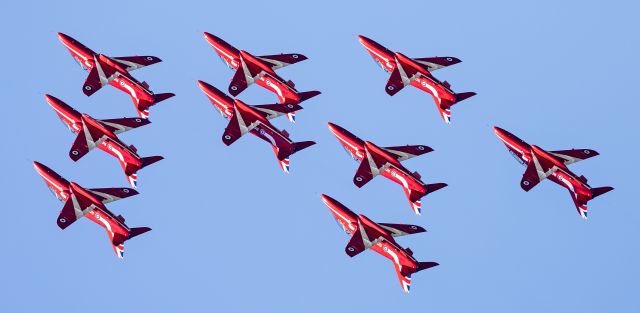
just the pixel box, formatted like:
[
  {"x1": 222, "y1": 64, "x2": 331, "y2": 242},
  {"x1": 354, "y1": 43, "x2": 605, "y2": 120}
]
[
  {"x1": 196, "y1": 80, "x2": 208, "y2": 90},
  {"x1": 203, "y1": 32, "x2": 220, "y2": 44},
  {"x1": 357, "y1": 35, "x2": 371, "y2": 45},
  {"x1": 326, "y1": 122, "x2": 342, "y2": 136},
  {"x1": 32, "y1": 161, "x2": 46, "y2": 173},
  {"x1": 57, "y1": 32, "x2": 72, "y2": 43}
]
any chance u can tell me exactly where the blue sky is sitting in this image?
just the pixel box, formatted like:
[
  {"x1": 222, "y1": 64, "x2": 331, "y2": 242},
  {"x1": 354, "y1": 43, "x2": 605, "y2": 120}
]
[{"x1": 2, "y1": 0, "x2": 639, "y2": 312}]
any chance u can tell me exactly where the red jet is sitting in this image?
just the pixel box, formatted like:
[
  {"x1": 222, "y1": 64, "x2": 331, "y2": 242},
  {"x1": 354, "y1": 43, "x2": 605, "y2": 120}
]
[
  {"x1": 327, "y1": 123, "x2": 447, "y2": 215},
  {"x1": 197, "y1": 81, "x2": 315, "y2": 173},
  {"x1": 358, "y1": 35, "x2": 475, "y2": 124},
  {"x1": 33, "y1": 161, "x2": 151, "y2": 258},
  {"x1": 494, "y1": 126, "x2": 613, "y2": 219},
  {"x1": 203, "y1": 32, "x2": 320, "y2": 123},
  {"x1": 45, "y1": 94, "x2": 163, "y2": 188},
  {"x1": 321, "y1": 194, "x2": 438, "y2": 293},
  {"x1": 57, "y1": 32, "x2": 174, "y2": 119}
]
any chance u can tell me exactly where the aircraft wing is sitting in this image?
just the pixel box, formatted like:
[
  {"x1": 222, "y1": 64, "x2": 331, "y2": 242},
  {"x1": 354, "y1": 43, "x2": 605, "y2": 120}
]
[
  {"x1": 252, "y1": 103, "x2": 303, "y2": 120},
  {"x1": 88, "y1": 187, "x2": 139, "y2": 204},
  {"x1": 378, "y1": 223, "x2": 426, "y2": 237},
  {"x1": 521, "y1": 157, "x2": 558, "y2": 191},
  {"x1": 57, "y1": 188, "x2": 102, "y2": 230},
  {"x1": 82, "y1": 57, "x2": 120, "y2": 96},
  {"x1": 413, "y1": 56, "x2": 462, "y2": 71},
  {"x1": 221, "y1": 104, "x2": 262, "y2": 146},
  {"x1": 385, "y1": 67, "x2": 407, "y2": 96},
  {"x1": 229, "y1": 57, "x2": 263, "y2": 96},
  {"x1": 112, "y1": 56, "x2": 162, "y2": 71},
  {"x1": 69, "y1": 119, "x2": 109, "y2": 161},
  {"x1": 353, "y1": 148, "x2": 397, "y2": 188},
  {"x1": 257, "y1": 53, "x2": 307, "y2": 70},
  {"x1": 383, "y1": 145, "x2": 433, "y2": 162},
  {"x1": 345, "y1": 228, "x2": 370, "y2": 257},
  {"x1": 98, "y1": 117, "x2": 151, "y2": 135},
  {"x1": 56, "y1": 200, "x2": 80, "y2": 230},
  {"x1": 550, "y1": 149, "x2": 599, "y2": 165}
]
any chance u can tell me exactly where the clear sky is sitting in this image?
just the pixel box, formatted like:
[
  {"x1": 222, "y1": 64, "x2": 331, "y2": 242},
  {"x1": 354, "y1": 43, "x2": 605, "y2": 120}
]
[{"x1": 2, "y1": 0, "x2": 639, "y2": 312}]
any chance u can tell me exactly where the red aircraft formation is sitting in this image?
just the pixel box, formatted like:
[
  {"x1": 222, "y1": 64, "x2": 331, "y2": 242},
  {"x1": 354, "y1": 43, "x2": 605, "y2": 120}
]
[
  {"x1": 34, "y1": 33, "x2": 173, "y2": 258},
  {"x1": 32, "y1": 32, "x2": 612, "y2": 293}
]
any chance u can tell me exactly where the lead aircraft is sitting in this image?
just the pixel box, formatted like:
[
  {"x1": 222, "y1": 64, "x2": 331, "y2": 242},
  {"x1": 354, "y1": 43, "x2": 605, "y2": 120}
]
[
  {"x1": 45, "y1": 94, "x2": 163, "y2": 188},
  {"x1": 328, "y1": 123, "x2": 446, "y2": 215},
  {"x1": 358, "y1": 35, "x2": 475, "y2": 124},
  {"x1": 321, "y1": 194, "x2": 438, "y2": 293},
  {"x1": 197, "y1": 81, "x2": 315, "y2": 173},
  {"x1": 57, "y1": 32, "x2": 174, "y2": 119},
  {"x1": 203, "y1": 32, "x2": 320, "y2": 123},
  {"x1": 33, "y1": 161, "x2": 150, "y2": 258},
  {"x1": 494, "y1": 126, "x2": 613, "y2": 219}
]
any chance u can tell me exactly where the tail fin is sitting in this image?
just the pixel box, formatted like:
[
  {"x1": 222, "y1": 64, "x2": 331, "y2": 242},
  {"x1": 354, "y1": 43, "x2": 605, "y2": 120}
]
[
  {"x1": 592, "y1": 186, "x2": 614, "y2": 199},
  {"x1": 126, "y1": 156, "x2": 163, "y2": 188},
  {"x1": 140, "y1": 156, "x2": 164, "y2": 169},
  {"x1": 274, "y1": 141, "x2": 315, "y2": 171},
  {"x1": 285, "y1": 90, "x2": 320, "y2": 123},
  {"x1": 111, "y1": 227, "x2": 151, "y2": 259},
  {"x1": 136, "y1": 93, "x2": 175, "y2": 119}
]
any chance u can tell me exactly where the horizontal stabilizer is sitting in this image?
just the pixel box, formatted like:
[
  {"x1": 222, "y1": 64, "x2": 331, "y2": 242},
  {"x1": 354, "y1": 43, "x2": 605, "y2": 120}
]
[
  {"x1": 592, "y1": 186, "x2": 614, "y2": 199},
  {"x1": 455, "y1": 92, "x2": 476, "y2": 103},
  {"x1": 140, "y1": 156, "x2": 164, "y2": 169},
  {"x1": 425, "y1": 183, "x2": 448, "y2": 196},
  {"x1": 416, "y1": 262, "x2": 439, "y2": 273},
  {"x1": 129, "y1": 227, "x2": 152, "y2": 240},
  {"x1": 293, "y1": 141, "x2": 316, "y2": 154},
  {"x1": 298, "y1": 90, "x2": 321, "y2": 102},
  {"x1": 153, "y1": 93, "x2": 175, "y2": 105}
]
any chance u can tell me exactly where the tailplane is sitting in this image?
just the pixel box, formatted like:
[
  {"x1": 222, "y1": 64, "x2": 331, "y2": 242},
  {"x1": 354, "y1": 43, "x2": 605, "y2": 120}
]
[
  {"x1": 592, "y1": 186, "x2": 614, "y2": 199},
  {"x1": 140, "y1": 156, "x2": 164, "y2": 169},
  {"x1": 136, "y1": 92, "x2": 175, "y2": 119}
]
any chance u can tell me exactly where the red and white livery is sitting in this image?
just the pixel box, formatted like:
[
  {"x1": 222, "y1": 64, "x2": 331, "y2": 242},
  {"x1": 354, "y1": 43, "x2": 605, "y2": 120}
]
[
  {"x1": 494, "y1": 126, "x2": 613, "y2": 219},
  {"x1": 57, "y1": 32, "x2": 174, "y2": 119},
  {"x1": 358, "y1": 35, "x2": 475, "y2": 124},
  {"x1": 33, "y1": 161, "x2": 151, "y2": 258},
  {"x1": 203, "y1": 32, "x2": 320, "y2": 123},
  {"x1": 197, "y1": 81, "x2": 316, "y2": 173},
  {"x1": 321, "y1": 194, "x2": 438, "y2": 293},
  {"x1": 45, "y1": 94, "x2": 163, "y2": 188},
  {"x1": 327, "y1": 123, "x2": 447, "y2": 215}
]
